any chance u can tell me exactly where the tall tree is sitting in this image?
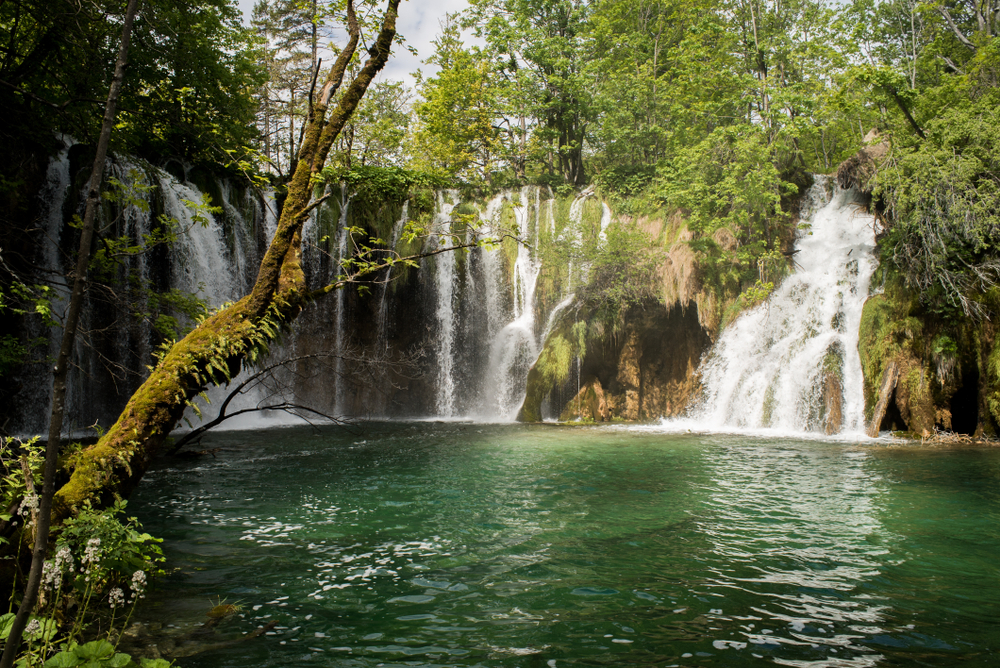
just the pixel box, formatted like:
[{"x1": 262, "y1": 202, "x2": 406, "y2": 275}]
[
  {"x1": 410, "y1": 17, "x2": 501, "y2": 181},
  {"x1": 0, "y1": 2, "x2": 140, "y2": 660},
  {"x1": 466, "y1": 0, "x2": 595, "y2": 185}
]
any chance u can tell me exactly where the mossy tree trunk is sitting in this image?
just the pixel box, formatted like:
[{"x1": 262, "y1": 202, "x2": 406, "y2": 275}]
[{"x1": 51, "y1": 0, "x2": 401, "y2": 520}]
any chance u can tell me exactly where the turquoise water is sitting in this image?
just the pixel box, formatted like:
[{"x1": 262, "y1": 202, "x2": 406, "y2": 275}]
[{"x1": 128, "y1": 423, "x2": 1000, "y2": 667}]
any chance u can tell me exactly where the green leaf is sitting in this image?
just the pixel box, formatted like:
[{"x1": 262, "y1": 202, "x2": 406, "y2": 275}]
[
  {"x1": 108, "y1": 653, "x2": 134, "y2": 668},
  {"x1": 43, "y1": 651, "x2": 83, "y2": 668},
  {"x1": 0, "y1": 613, "x2": 14, "y2": 640},
  {"x1": 75, "y1": 640, "x2": 115, "y2": 661}
]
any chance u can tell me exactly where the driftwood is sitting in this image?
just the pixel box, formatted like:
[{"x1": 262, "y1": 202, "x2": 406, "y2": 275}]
[
  {"x1": 167, "y1": 620, "x2": 280, "y2": 659},
  {"x1": 866, "y1": 360, "x2": 899, "y2": 437}
]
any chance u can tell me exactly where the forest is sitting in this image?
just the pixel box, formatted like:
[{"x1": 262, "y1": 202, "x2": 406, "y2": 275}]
[{"x1": 0, "y1": 0, "x2": 999, "y2": 665}]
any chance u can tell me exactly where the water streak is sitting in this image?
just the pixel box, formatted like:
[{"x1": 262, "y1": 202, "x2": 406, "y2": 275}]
[{"x1": 432, "y1": 191, "x2": 460, "y2": 416}]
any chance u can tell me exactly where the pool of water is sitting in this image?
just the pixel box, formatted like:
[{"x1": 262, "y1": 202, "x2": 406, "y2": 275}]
[{"x1": 127, "y1": 423, "x2": 1000, "y2": 667}]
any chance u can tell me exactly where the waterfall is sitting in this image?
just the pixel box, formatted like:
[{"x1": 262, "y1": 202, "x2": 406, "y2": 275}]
[
  {"x1": 158, "y1": 169, "x2": 273, "y2": 428},
  {"x1": 479, "y1": 195, "x2": 508, "y2": 341},
  {"x1": 375, "y1": 200, "x2": 409, "y2": 353},
  {"x1": 686, "y1": 176, "x2": 877, "y2": 436},
  {"x1": 332, "y1": 187, "x2": 354, "y2": 415},
  {"x1": 541, "y1": 293, "x2": 577, "y2": 343},
  {"x1": 598, "y1": 202, "x2": 612, "y2": 244},
  {"x1": 12, "y1": 148, "x2": 274, "y2": 436},
  {"x1": 480, "y1": 187, "x2": 545, "y2": 420},
  {"x1": 18, "y1": 162, "x2": 608, "y2": 431},
  {"x1": 160, "y1": 174, "x2": 238, "y2": 306},
  {"x1": 20, "y1": 138, "x2": 75, "y2": 433},
  {"x1": 431, "y1": 191, "x2": 460, "y2": 416}
]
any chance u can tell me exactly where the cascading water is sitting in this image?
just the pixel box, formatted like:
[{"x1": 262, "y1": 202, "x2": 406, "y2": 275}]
[
  {"x1": 17, "y1": 158, "x2": 605, "y2": 431},
  {"x1": 332, "y1": 187, "x2": 354, "y2": 415},
  {"x1": 431, "y1": 191, "x2": 460, "y2": 416},
  {"x1": 375, "y1": 200, "x2": 409, "y2": 352},
  {"x1": 478, "y1": 195, "x2": 509, "y2": 345},
  {"x1": 19, "y1": 138, "x2": 75, "y2": 432},
  {"x1": 12, "y1": 149, "x2": 271, "y2": 436},
  {"x1": 687, "y1": 176, "x2": 877, "y2": 435},
  {"x1": 480, "y1": 187, "x2": 544, "y2": 420},
  {"x1": 160, "y1": 174, "x2": 239, "y2": 306}
]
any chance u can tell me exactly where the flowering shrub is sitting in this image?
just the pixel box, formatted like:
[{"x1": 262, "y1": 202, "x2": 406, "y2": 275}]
[{"x1": 0, "y1": 440, "x2": 167, "y2": 667}]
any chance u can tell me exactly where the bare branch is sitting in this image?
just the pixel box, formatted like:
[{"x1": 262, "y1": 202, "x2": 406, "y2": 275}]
[{"x1": 937, "y1": 7, "x2": 978, "y2": 51}]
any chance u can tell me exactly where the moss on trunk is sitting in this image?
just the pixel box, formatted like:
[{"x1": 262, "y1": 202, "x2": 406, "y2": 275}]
[{"x1": 50, "y1": 0, "x2": 401, "y2": 521}]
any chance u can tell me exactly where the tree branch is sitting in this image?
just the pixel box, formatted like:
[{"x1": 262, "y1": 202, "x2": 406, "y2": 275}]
[{"x1": 937, "y1": 7, "x2": 978, "y2": 51}]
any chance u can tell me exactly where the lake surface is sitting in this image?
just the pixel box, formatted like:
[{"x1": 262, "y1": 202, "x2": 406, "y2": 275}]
[{"x1": 127, "y1": 423, "x2": 1000, "y2": 667}]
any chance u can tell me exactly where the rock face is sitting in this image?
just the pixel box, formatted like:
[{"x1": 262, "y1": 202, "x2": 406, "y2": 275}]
[
  {"x1": 865, "y1": 359, "x2": 898, "y2": 437},
  {"x1": 559, "y1": 376, "x2": 609, "y2": 421},
  {"x1": 839, "y1": 136, "x2": 999, "y2": 439},
  {"x1": 823, "y1": 369, "x2": 844, "y2": 435},
  {"x1": 520, "y1": 301, "x2": 711, "y2": 422},
  {"x1": 837, "y1": 129, "x2": 888, "y2": 192},
  {"x1": 857, "y1": 288, "x2": 996, "y2": 437}
]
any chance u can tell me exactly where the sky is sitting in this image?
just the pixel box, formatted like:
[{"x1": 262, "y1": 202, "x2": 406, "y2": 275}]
[{"x1": 236, "y1": 0, "x2": 474, "y2": 84}]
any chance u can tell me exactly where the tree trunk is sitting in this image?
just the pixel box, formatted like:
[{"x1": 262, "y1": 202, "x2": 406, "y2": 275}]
[
  {"x1": 0, "y1": 1, "x2": 140, "y2": 664},
  {"x1": 867, "y1": 359, "x2": 900, "y2": 438},
  {"x1": 51, "y1": 0, "x2": 401, "y2": 520}
]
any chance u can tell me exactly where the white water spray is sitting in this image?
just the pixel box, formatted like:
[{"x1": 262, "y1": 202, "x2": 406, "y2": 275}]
[{"x1": 687, "y1": 176, "x2": 877, "y2": 436}]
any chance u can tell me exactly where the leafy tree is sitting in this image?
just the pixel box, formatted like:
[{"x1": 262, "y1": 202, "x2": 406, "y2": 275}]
[
  {"x1": 339, "y1": 79, "x2": 411, "y2": 168},
  {"x1": 410, "y1": 17, "x2": 501, "y2": 182},
  {"x1": 466, "y1": 0, "x2": 595, "y2": 185},
  {"x1": 843, "y1": 0, "x2": 1000, "y2": 318},
  {"x1": 252, "y1": 0, "x2": 321, "y2": 175}
]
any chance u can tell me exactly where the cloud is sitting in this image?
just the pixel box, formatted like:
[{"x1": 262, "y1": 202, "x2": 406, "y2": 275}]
[
  {"x1": 236, "y1": 0, "x2": 474, "y2": 85},
  {"x1": 383, "y1": 0, "x2": 472, "y2": 83}
]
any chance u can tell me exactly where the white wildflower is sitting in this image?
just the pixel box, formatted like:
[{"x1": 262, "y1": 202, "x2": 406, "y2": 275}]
[
  {"x1": 82, "y1": 537, "x2": 101, "y2": 566},
  {"x1": 108, "y1": 587, "x2": 125, "y2": 609},
  {"x1": 129, "y1": 570, "x2": 147, "y2": 601},
  {"x1": 24, "y1": 619, "x2": 40, "y2": 636},
  {"x1": 18, "y1": 493, "x2": 38, "y2": 516},
  {"x1": 54, "y1": 546, "x2": 74, "y2": 572},
  {"x1": 41, "y1": 560, "x2": 61, "y2": 591}
]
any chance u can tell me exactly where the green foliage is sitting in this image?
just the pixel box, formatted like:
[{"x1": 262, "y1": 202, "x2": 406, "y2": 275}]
[
  {"x1": 91, "y1": 178, "x2": 220, "y2": 282},
  {"x1": 657, "y1": 127, "x2": 794, "y2": 247},
  {"x1": 330, "y1": 165, "x2": 451, "y2": 201},
  {"x1": 533, "y1": 320, "x2": 587, "y2": 389},
  {"x1": 42, "y1": 640, "x2": 170, "y2": 668},
  {"x1": 341, "y1": 80, "x2": 412, "y2": 168},
  {"x1": 0, "y1": 454, "x2": 165, "y2": 667},
  {"x1": 0, "y1": 436, "x2": 44, "y2": 531},
  {"x1": 464, "y1": 0, "x2": 594, "y2": 185},
  {"x1": 118, "y1": 1, "x2": 266, "y2": 165},
  {"x1": 410, "y1": 18, "x2": 502, "y2": 183},
  {"x1": 875, "y1": 90, "x2": 1000, "y2": 319},
  {"x1": 841, "y1": 0, "x2": 1000, "y2": 320},
  {"x1": 0, "y1": 613, "x2": 58, "y2": 646},
  {"x1": 0, "y1": 335, "x2": 27, "y2": 377},
  {"x1": 138, "y1": 289, "x2": 210, "y2": 342},
  {"x1": 56, "y1": 500, "x2": 164, "y2": 594},
  {"x1": 0, "y1": 0, "x2": 264, "y2": 169},
  {"x1": 4, "y1": 283, "x2": 58, "y2": 329},
  {"x1": 581, "y1": 223, "x2": 661, "y2": 330},
  {"x1": 857, "y1": 282, "x2": 924, "y2": 412}
]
